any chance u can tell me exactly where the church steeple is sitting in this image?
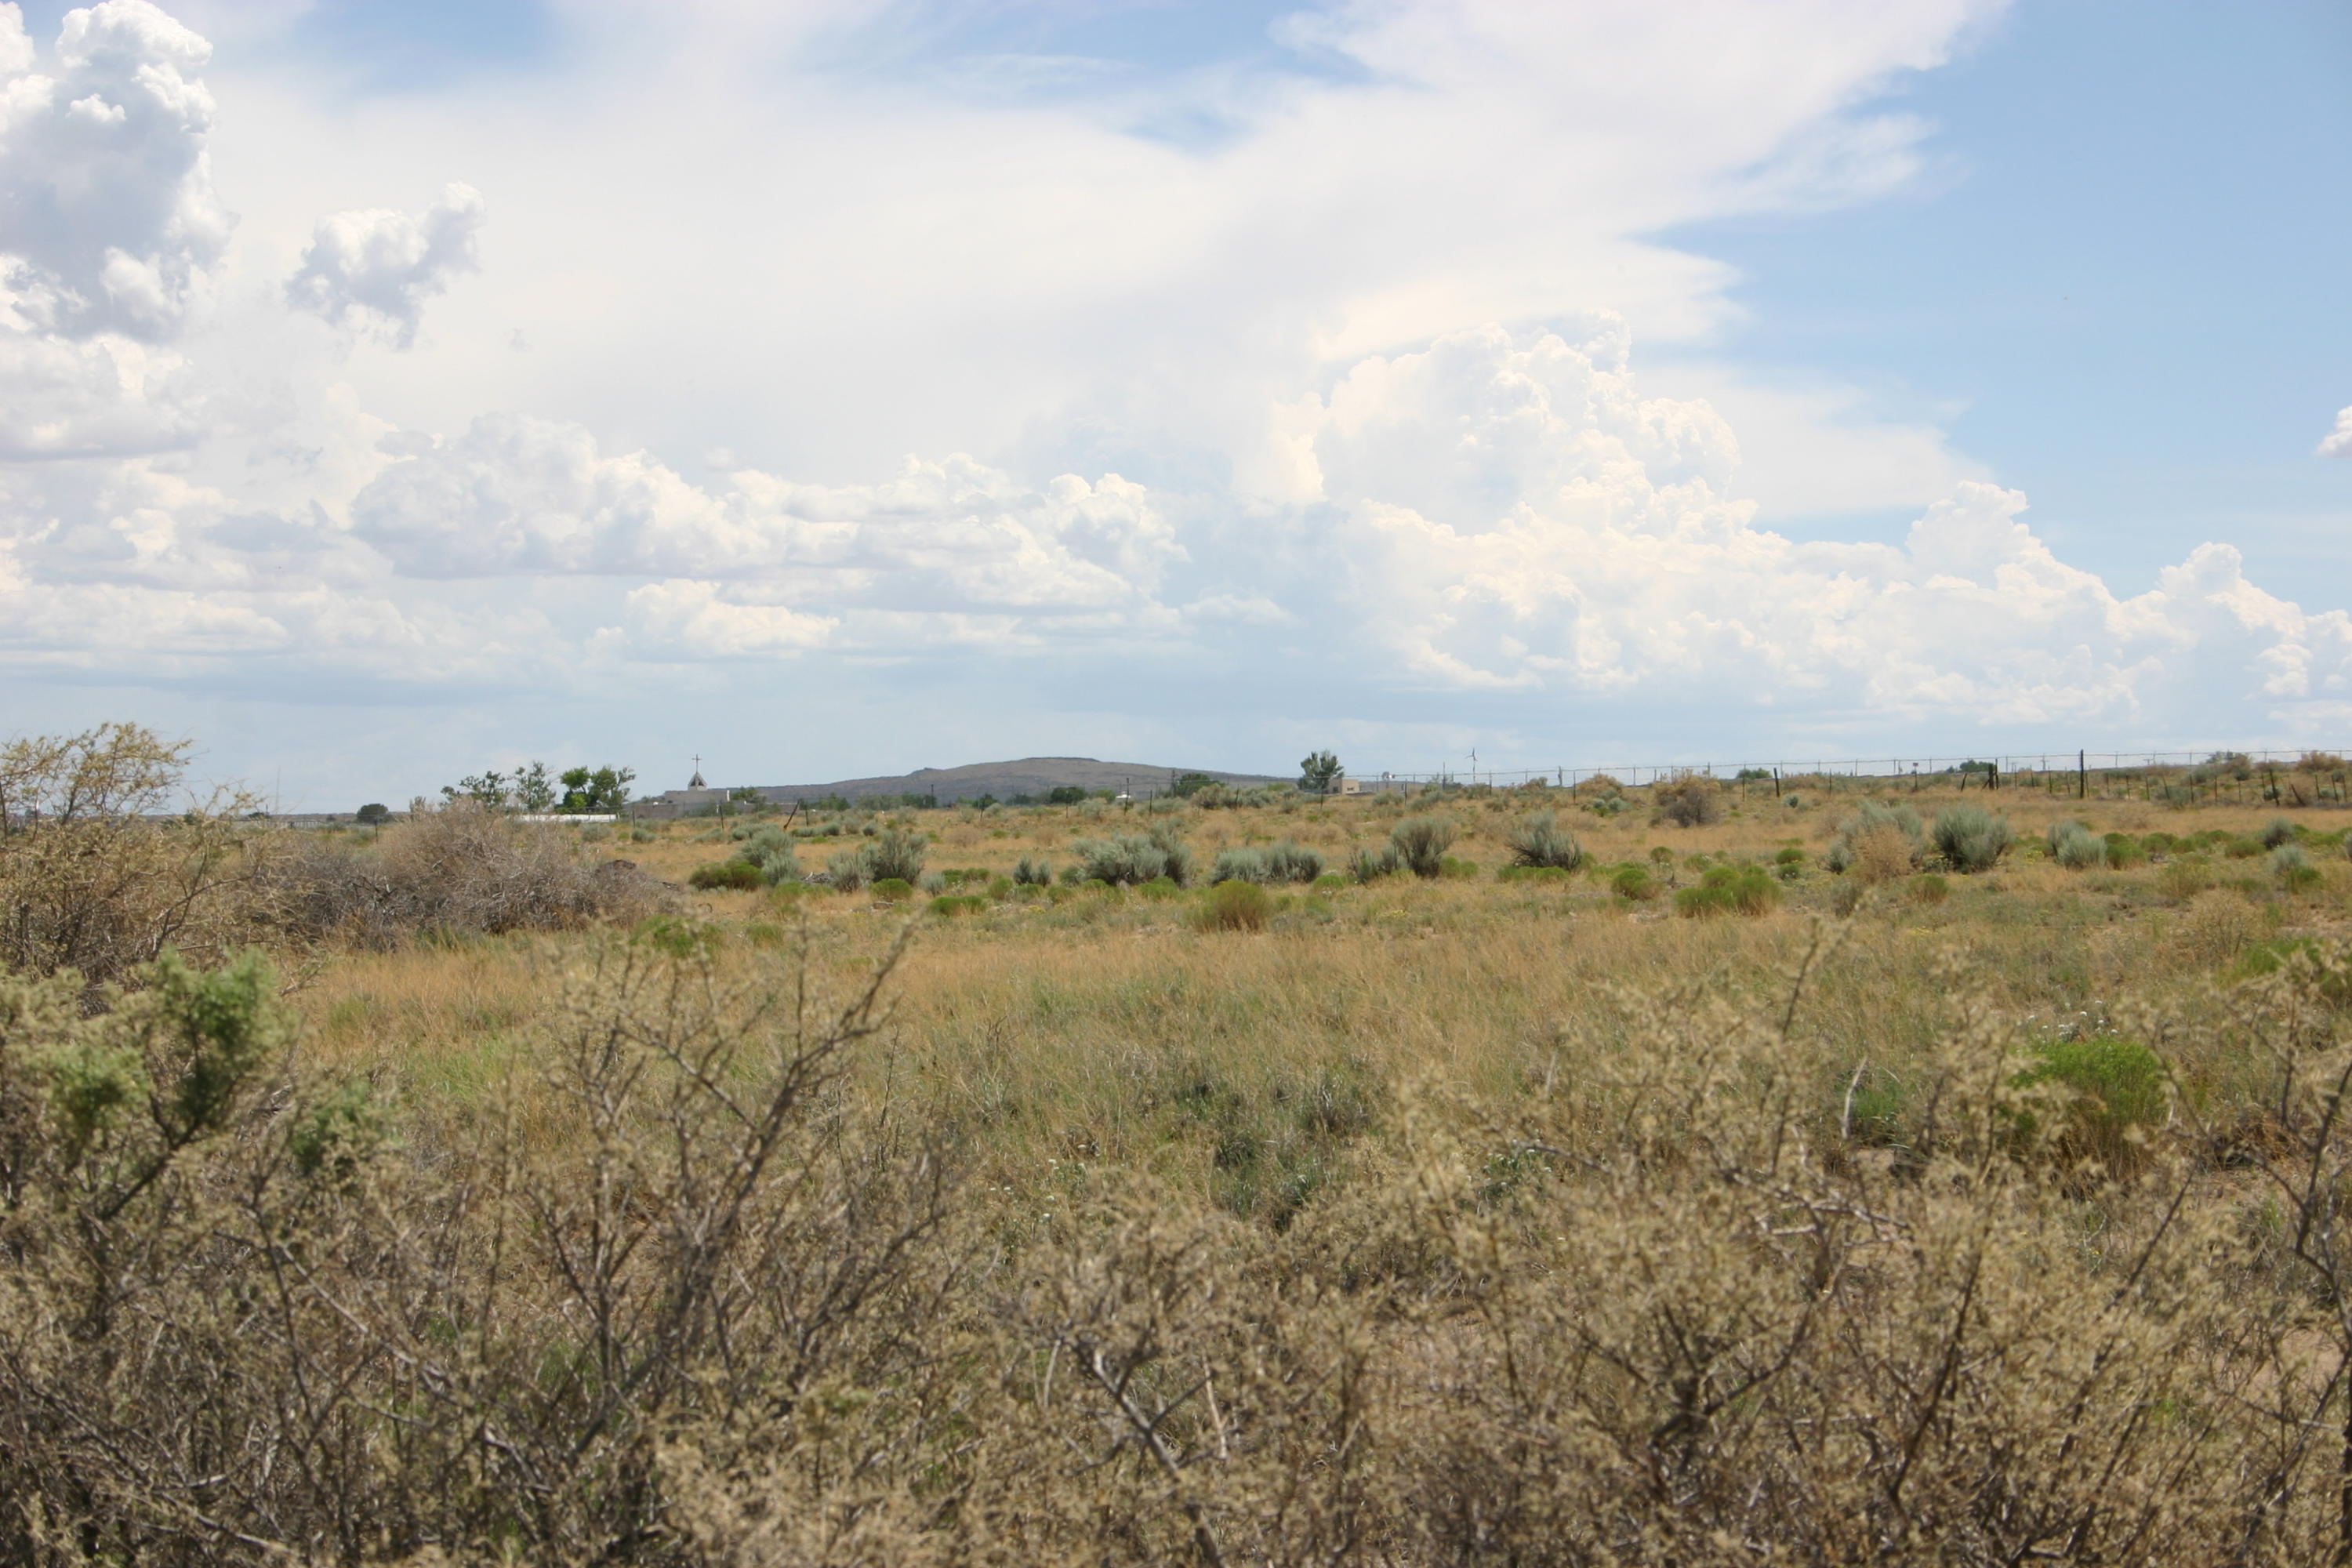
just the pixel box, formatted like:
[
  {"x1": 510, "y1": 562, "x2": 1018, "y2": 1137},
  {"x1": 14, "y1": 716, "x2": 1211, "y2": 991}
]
[{"x1": 688, "y1": 753, "x2": 706, "y2": 789}]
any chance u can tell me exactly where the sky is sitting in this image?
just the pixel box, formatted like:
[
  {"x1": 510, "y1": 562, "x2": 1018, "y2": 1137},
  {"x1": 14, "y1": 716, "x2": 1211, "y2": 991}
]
[{"x1": 1, "y1": 0, "x2": 2347, "y2": 808}]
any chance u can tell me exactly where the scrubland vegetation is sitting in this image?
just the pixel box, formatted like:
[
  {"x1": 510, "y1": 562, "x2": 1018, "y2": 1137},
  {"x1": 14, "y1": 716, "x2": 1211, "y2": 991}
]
[{"x1": 16, "y1": 728, "x2": 2352, "y2": 1561}]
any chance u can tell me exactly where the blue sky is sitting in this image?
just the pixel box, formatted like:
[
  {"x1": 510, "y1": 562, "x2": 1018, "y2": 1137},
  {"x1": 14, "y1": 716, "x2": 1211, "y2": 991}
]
[
  {"x1": 1658, "y1": 0, "x2": 2352, "y2": 587},
  {"x1": 2, "y1": 0, "x2": 2348, "y2": 805}
]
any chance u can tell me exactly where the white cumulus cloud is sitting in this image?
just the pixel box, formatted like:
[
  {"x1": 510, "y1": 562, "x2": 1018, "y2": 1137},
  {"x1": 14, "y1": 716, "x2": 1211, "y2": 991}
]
[
  {"x1": 0, "y1": 1, "x2": 229, "y2": 466},
  {"x1": 2319, "y1": 406, "x2": 2352, "y2": 459},
  {"x1": 349, "y1": 414, "x2": 1184, "y2": 619},
  {"x1": 0, "y1": 0, "x2": 229, "y2": 342},
  {"x1": 285, "y1": 183, "x2": 485, "y2": 349},
  {"x1": 1298, "y1": 325, "x2": 2352, "y2": 729}
]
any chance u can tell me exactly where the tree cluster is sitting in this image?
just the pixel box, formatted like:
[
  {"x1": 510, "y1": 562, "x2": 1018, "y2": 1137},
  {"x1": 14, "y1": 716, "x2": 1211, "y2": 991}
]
[{"x1": 441, "y1": 760, "x2": 637, "y2": 813}]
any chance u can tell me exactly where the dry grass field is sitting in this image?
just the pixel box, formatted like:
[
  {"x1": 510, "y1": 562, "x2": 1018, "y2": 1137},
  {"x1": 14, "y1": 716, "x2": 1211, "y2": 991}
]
[
  {"x1": 299, "y1": 779, "x2": 2343, "y2": 1194},
  {"x1": 13, "y1": 731, "x2": 2352, "y2": 1563}
]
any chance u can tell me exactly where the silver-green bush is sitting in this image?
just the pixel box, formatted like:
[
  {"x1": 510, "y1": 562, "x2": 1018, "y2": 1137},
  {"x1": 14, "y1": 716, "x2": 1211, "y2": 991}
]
[
  {"x1": 862, "y1": 826, "x2": 928, "y2": 885},
  {"x1": 1389, "y1": 816, "x2": 1456, "y2": 879},
  {"x1": 2049, "y1": 822, "x2": 2105, "y2": 870},
  {"x1": 1071, "y1": 826, "x2": 1194, "y2": 887},
  {"x1": 1929, "y1": 804, "x2": 2014, "y2": 873},
  {"x1": 1505, "y1": 811, "x2": 1584, "y2": 871}
]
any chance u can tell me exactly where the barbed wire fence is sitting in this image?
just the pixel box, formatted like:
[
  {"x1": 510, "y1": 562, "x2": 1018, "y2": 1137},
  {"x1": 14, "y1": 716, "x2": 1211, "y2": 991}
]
[{"x1": 1347, "y1": 747, "x2": 2352, "y2": 808}]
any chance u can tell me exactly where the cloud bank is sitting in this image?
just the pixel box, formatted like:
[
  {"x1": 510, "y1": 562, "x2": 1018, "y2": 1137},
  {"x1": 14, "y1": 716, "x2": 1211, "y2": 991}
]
[{"x1": 0, "y1": 0, "x2": 2345, "y2": 801}]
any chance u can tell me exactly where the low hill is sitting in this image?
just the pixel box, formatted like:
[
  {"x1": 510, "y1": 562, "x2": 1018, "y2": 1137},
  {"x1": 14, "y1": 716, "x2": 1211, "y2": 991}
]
[{"x1": 746, "y1": 757, "x2": 1283, "y2": 805}]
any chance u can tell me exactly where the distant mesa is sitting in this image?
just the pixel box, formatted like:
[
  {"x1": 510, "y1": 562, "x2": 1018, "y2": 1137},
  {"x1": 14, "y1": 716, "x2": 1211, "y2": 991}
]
[{"x1": 639, "y1": 757, "x2": 1280, "y2": 815}]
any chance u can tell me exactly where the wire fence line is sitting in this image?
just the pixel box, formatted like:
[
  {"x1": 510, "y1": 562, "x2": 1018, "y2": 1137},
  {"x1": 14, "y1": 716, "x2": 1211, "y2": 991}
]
[{"x1": 1348, "y1": 747, "x2": 2352, "y2": 805}]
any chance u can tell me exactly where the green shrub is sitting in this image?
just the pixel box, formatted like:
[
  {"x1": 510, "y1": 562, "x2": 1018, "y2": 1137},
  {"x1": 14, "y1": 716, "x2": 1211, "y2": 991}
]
[
  {"x1": 1349, "y1": 844, "x2": 1401, "y2": 884},
  {"x1": 1211, "y1": 847, "x2": 1266, "y2": 884},
  {"x1": 1773, "y1": 846, "x2": 1805, "y2": 866},
  {"x1": 2222, "y1": 835, "x2": 2263, "y2": 860},
  {"x1": 870, "y1": 877, "x2": 915, "y2": 902},
  {"x1": 1216, "y1": 841, "x2": 1323, "y2": 885},
  {"x1": 1497, "y1": 865, "x2": 1572, "y2": 884},
  {"x1": 927, "y1": 894, "x2": 985, "y2": 917},
  {"x1": 1907, "y1": 873, "x2": 1950, "y2": 906},
  {"x1": 863, "y1": 826, "x2": 928, "y2": 885},
  {"x1": 1439, "y1": 857, "x2": 1479, "y2": 880},
  {"x1": 2262, "y1": 817, "x2": 2298, "y2": 849},
  {"x1": 1504, "y1": 811, "x2": 1584, "y2": 870},
  {"x1": 1262, "y1": 840, "x2": 1324, "y2": 884},
  {"x1": 1070, "y1": 826, "x2": 1194, "y2": 886},
  {"x1": 1929, "y1": 804, "x2": 2013, "y2": 873},
  {"x1": 2103, "y1": 833, "x2": 2145, "y2": 869},
  {"x1": 2272, "y1": 842, "x2": 2321, "y2": 891},
  {"x1": 1011, "y1": 855, "x2": 1053, "y2": 887},
  {"x1": 1611, "y1": 864, "x2": 1658, "y2": 902},
  {"x1": 1138, "y1": 875, "x2": 1182, "y2": 902},
  {"x1": 1673, "y1": 864, "x2": 1780, "y2": 918},
  {"x1": 1389, "y1": 816, "x2": 1456, "y2": 879},
  {"x1": 630, "y1": 826, "x2": 655, "y2": 844},
  {"x1": 2011, "y1": 1036, "x2": 2167, "y2": 1171},
  {"x1": 688, "y1": 860, "x2": 761, "y2": 891},
  {"x1": 2048, "y1": 822, "x2": 2105, "y2": 870},
  {"x1": 1191, "y1": 879, "x2": 1272, "y2": 931},
  {"x1": 1311, "y1": 872, "x2": 1348, "y2": 892}
]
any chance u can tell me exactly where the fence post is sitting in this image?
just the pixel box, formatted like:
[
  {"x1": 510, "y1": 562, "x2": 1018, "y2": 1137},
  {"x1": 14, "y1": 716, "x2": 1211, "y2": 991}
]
[{"x1": 2078, "y1": 750, "x2": 2086, "y2": 800}]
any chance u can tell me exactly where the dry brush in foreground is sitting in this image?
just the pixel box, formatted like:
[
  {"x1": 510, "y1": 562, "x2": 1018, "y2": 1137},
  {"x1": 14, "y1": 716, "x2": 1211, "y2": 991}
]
[{"x1": 5, "y1": 919, "x2": 2352, "y2": 1563}]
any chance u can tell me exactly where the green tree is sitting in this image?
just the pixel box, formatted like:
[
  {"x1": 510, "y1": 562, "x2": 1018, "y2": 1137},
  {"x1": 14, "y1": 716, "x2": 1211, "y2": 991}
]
[
  {"x1": 354, "y1": 803, "x2": 390, "y2": 826},
  {"x1": 514, "y1": 762, "x2": 557, "y2": 813},
  {"x1": 441, "y1": 771, "x2": 510, "y2": 808},
  {"x1": 557, "y1": 765, "x2": 637, "y2": 813},
  {"x1": 1171, "y1": 771, "x2": 1219, "y2": 797},
  {"x1": 1299, "y1": 750, "x2": 1343, "y2": 795}
]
